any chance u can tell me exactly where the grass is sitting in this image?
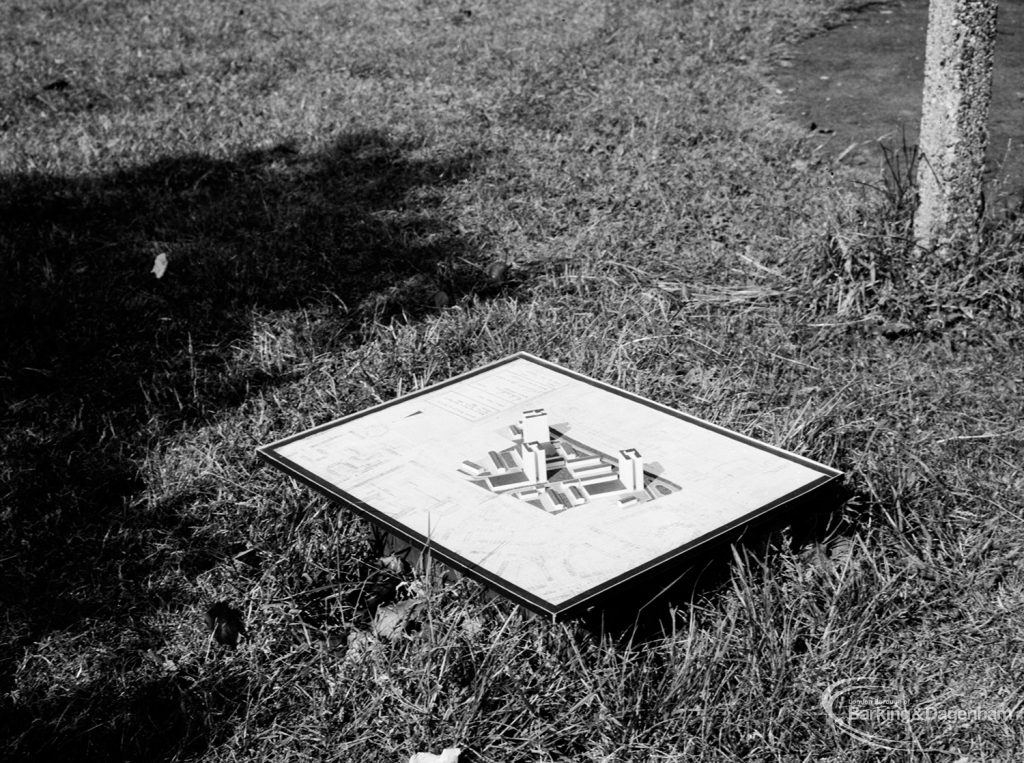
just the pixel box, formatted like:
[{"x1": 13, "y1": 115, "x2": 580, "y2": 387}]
[{"x1": 3, "y1": 0, "x2": 1024, "y2": 760}]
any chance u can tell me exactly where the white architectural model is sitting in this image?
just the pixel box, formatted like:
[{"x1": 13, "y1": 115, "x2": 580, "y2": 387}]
[
  {"x1": 459, "y1": 409, "x2": 679, "y2": 513},
  {"x1": 520, "y1": 409, "x2": 549, "y2": 444},
  {"x1": 259, "y1": 353, "x2": 841, "y2": 618}
]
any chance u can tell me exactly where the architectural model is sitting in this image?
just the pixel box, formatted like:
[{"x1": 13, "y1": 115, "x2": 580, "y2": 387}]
[
  {"x1": 459, "y1": 408, "x2": 681, "y2": 513},
  {"x1": 258, "y1": 353, "x2": 841, "y2": 618}
]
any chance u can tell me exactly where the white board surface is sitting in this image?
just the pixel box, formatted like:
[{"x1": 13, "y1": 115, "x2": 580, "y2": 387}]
[{"x1": 259, "y1": 353, "x2": 841, "y2": 617}]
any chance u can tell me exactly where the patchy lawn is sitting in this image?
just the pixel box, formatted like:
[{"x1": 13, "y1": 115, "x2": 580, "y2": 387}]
[{"x1": 2, "y1": 0, "x2": 1023, "y2": 760}]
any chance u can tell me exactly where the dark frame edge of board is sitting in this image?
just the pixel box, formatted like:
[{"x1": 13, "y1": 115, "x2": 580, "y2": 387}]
[
  {"x1": 256, "y1": 352, "x2": 845, "y2": 620},
  {"x1": 257, "y1": 443, "x2": 842, "y2": 619}
]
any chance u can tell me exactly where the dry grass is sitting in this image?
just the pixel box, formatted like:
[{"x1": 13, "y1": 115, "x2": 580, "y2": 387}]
[{"x1": 3, "y1": 0, "x2": 1024, "y2": 760}]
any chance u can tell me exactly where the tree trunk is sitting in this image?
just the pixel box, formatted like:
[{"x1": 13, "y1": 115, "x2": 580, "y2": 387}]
[{"x1": 914, "y1": 0, "x2": 998, "y2": 252}]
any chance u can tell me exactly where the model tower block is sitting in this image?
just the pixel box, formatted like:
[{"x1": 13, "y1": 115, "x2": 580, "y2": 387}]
[
  {"x1": 465, "y1": 406, "x2": 682, "y2": 514},
  {"x1": 618, "y1": 448, "x2": 644, "y2": 491},
  {"x1": 521, "y1": 441, "x2": 546, "y2": 484},
  {"x1": 520, "y1": 409, "x2": 549, "y2": 444}
]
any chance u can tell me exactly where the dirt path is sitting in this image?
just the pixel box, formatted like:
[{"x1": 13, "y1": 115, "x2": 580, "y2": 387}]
[{"x1": 772, "y1": 0, "x2": 1024, "y2": 209}]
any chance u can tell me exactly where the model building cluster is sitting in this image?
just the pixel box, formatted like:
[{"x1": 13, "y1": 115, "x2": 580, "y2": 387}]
[{"x1": 458, "y1": 409, "x2": 680, "y2": 514}]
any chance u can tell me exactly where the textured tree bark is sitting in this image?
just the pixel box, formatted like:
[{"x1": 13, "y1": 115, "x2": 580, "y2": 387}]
[{"x1": 914, "y1": 0, "x2": 998, "y2": 252}]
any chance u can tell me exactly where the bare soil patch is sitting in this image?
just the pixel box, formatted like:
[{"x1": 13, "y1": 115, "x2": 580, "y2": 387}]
[{"x1": 772, "y1": 0, "x2": 1024, "y2": 208}]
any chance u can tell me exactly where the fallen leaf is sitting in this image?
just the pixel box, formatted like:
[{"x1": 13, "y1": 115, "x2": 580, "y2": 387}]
[
  {"x1": 396, "y1": 579, "x2": 426, "y2": 599},
  {"x1": 379, "y1": 553, "x2": 411, "y2": 576},
  {"x1": 343, "y1": 630, "x2": 380, "y2": 663},
  {"x1": 408, "y1": 747, "x2": 461, "y2": 763},
  {"x1": 372, "y1": 598, "x2": 425, "y2": 640},
  {"x1": 152, "y1": 252, "x2": 168, "y2": 278},
  {"x1": 459, "y1": 613, "x2": 484, "y2": 639}
]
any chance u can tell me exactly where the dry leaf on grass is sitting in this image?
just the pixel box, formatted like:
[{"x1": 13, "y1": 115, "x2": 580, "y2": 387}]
[
  {"x1": 152, "y1": 252, "x2": 168, "y2": 278},
  {"x1": 343, "y1": 630, "x2": 380, "y2": 664},
  {"x1": 372, "y1": 598, "x2": 425, "y2": 640},
  {"x1": 378, "y1": 553, "x2": 412, "y2": 576},
  {"x1": 408, "y1": 747, "x2": 460, "y2": 763}
]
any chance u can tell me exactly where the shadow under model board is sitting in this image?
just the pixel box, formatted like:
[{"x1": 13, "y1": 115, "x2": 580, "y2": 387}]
[{"x1": 258, "y1": 352, "x2": 842, "y2": 619}]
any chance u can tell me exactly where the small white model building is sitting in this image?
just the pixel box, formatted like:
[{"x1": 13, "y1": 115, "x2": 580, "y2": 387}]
[
  {"x1": 521, "y1": 441, "x2": 546, "y2": 484},
  {"x1": 464, "y1": 409, "x2": 674, "y2": 513},
  {"x1": 618, "y1": 448, "x2": 644, "y2": 491},
  {"x1": 459, "y1": 460, "x2": 485, "y2": 477},
  {"x1": 520, "y1": 409, "x2": 549, "y2": 444}
]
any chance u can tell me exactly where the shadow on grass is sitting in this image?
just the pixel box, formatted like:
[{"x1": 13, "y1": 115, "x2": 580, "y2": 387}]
[
  {"x1": 0, "y1": 130, "x2": 482, "y2": 760},
  {"x1": 581, "y1": 481, "x2": 854, "y2": 640},
  {"x1": 5, "y1": 667, "x2": 248, "y2": 763}
]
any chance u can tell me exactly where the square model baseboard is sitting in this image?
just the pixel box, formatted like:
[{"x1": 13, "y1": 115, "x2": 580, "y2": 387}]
[{"x1": 258, "y1": 353, "x2": 842, "y2": 618}]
